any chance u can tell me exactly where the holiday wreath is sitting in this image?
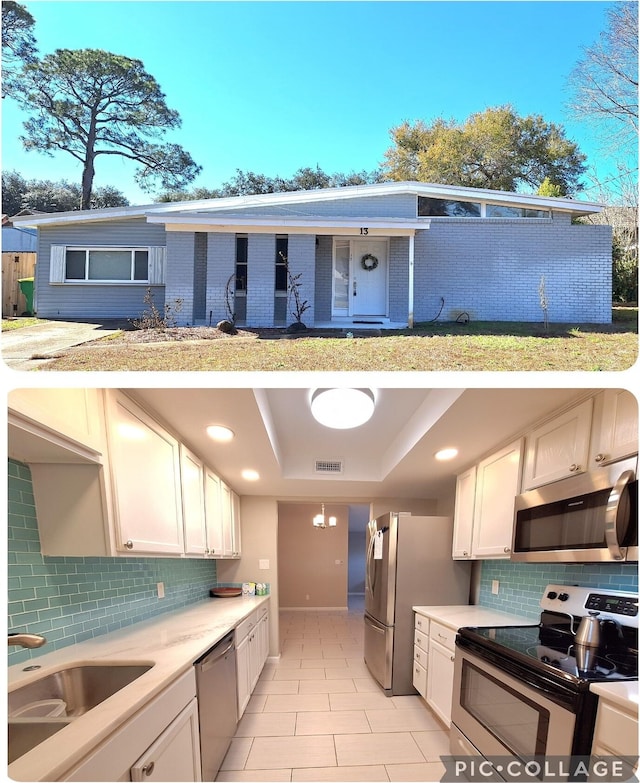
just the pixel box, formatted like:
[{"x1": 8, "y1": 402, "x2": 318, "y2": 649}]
[{"x1": 361, "y1": 253, "x2": 379, "y2": 271}]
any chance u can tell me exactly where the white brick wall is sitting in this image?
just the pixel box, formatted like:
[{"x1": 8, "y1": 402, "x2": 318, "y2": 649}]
[
  {"x1": 206, "y1": 233, "x2": 236, "y2": 324},
  {"x1": 165, "y1": 232, "x2": 195, "y2": 325},
  {"x1": 246, "y1": 234, "x2": 276, "y2": 326},
  {"x1": 287, "y1": 234, "x2": 316, "y2": 325}
]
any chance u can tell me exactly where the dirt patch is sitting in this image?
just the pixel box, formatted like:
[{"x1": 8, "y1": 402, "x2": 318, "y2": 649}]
[{"x1": 116, "y1": 326, "x2": 260, "y2": 343}]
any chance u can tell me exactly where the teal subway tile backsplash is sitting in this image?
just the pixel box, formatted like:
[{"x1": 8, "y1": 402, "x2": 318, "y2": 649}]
[
  {"x1": 478, "y1": 559, "x2": 638, "y2": 620},
  {"x1": 8, "y1": 460, "x2": 217, "y2": 665}
]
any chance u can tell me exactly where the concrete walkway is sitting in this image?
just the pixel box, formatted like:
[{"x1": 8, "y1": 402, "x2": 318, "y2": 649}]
[{"x1": 2, "y1": 319, "x2": 126, "y2": 371}]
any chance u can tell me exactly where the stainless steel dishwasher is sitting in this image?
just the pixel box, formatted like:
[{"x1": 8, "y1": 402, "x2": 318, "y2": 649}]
[{"x1": 194, "y1": 631, "x2": 238, "y2": 781}]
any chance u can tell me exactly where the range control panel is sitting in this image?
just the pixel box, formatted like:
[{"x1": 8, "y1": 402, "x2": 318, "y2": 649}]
[
  {"x1": 585, "y1": 593, "x2": 638, "y2": 617},
  {"x1": 541, "y1": 584, "x2": 639, "y2": 628}
]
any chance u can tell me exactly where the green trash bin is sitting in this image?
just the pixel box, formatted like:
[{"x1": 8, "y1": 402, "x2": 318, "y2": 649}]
[{"x1": 18, "y1": 277, "x2": 35, "y2": 316}]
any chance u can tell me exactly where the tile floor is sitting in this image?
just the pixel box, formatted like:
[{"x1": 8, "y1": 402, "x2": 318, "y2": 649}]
[{"x1": 217, "y1": 601, "x2": 449, "y2": 782}]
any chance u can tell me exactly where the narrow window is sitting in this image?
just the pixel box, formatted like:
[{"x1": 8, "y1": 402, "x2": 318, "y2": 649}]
[
  {"x1": 235, "y1": 235, "x2": 248, "y2": 291},
  {"x1": 275, "y1": 235, "x2": 288, "y2": 292}
]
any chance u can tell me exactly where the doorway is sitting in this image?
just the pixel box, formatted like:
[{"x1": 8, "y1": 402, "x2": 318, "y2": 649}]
[{"x1": 332, "y1": 239, "x2": 389, "y2": 319}]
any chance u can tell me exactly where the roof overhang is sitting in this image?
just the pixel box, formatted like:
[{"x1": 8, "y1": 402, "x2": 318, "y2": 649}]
[
  {"x1": 9, "y1": 180, "x2": 603, "y2": 228},
  {"x1": 145, "y1": 213, "x2": 428, "y2": 236}
]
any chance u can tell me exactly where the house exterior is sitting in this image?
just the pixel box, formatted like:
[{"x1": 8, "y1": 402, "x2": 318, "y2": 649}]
[{"x1": 10, "y1": 181, "x2": 612, "y2": 326}]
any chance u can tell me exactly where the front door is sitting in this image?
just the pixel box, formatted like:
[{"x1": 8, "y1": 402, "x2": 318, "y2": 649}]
[{"x1": 351, "y1": 239, "x2": 388, "y2": 317}]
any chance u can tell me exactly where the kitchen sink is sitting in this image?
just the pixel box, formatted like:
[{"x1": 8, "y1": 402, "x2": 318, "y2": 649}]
[
  {"x1": 8, "y1": 663, "x2": 153, "y2": 763},
  {"x1": 8, "y1": 718, "x2": 73, "y2": 764},
  {"x1": 8, "y1": 663, "x2": 153, "y2": 718}
]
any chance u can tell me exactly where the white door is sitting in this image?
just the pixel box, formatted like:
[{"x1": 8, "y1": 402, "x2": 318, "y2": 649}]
[{"x1": 351, "y1": 239, "x2": 388, "y2": 317}]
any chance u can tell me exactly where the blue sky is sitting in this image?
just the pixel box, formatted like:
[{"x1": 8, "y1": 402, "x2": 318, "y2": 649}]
[{"x1": 1, "y1": 1, "x2": 627, "y2": 205}]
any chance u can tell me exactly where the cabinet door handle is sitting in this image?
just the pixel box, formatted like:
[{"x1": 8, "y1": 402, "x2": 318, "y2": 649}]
[
  {"x1": 450, "y1": 655, "x2": 455, "y2": 662},
  {"x1": 463, "y1": 551, "x2": 468, "y2": 557},
  {"x1": 142, "y1": 762, "x2": 155, "y2": 777},
  {"x1": 503, "y1": 546, "x2": 511, "y2": 553},
  {"x1": 595, "y1": 453, "x2": 606, "y2": 463},
  {"x1": 124, "y1": 540, "x2": 134, "y2": 550},
  {"x1": 569, "y1": 464, "x2": 579, "y2": 472}
]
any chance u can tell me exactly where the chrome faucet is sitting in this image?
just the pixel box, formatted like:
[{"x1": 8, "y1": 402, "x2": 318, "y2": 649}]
[{"x1": 8, "y1": 632, "x2": 47, "y2": 649}]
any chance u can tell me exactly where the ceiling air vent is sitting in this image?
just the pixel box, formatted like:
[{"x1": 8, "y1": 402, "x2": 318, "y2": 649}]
[{"x1": 314, "y1": 459, "x2": 344, "y2": 475}]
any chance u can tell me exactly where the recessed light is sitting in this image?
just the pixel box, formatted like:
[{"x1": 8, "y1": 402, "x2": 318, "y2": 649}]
[
  {"x1": 435, "y1": 447, "x2": 458, "y2": 461},
  {"x1": 241, "y1": 469, "x2": 260, "y2": 481},
  {"x1": 206, "y1": 425, "x2": 234, "y2": 442}
]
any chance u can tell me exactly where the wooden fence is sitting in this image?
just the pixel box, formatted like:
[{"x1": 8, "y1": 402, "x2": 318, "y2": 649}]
[{"x1": 2, "y1": 252, "x2": 37, "y2": 317}]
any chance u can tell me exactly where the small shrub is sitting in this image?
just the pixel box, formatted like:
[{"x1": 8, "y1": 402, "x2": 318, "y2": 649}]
[{"x1": 131, "y1": 288, "x2": 184, "y2": 330}]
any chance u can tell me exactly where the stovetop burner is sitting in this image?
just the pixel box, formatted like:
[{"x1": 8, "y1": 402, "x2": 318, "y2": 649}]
[{"x1": 459, "y1": 619, "x2": 638, "y2": 685}]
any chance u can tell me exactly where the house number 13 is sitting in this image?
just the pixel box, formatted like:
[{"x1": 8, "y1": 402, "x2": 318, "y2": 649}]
[{"x1": 360, "y1": 227, "x2": 369, "y2": 235}]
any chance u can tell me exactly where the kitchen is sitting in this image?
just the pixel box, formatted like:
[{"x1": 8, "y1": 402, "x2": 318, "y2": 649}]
[{"x1": 6, "y1": 386, "x2": 639, "y2": 782}]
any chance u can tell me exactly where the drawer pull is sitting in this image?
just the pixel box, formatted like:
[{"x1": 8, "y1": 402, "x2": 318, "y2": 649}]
[
  {"x1": 124, "y1": 540, "x2": 134, "y2": 550},
  {"x1": 450, "y1": 655, "x2": 455, "y2": 662},
  {"x1": 437, "y1": 633, "x2": 447, "y2": 641},
  {"x1": 142, "y1": 762, "x2": 155, "y2": 777}
]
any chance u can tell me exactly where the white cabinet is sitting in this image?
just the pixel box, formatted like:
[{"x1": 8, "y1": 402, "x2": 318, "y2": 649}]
[
  {"x1": 180, "y1": 447, "x2": 208, "y2": 557},
  {"x1": 65, "y1": 670, "x2": 200, "y2": 782},
  {"x1": 453, "y1": 439, "x2": 523, "y2": 560},
  {"x1": 590, "y1": 697, "x2": 638, "y2": 781},
  {"x1": 426, "y1": 630, "x2": 456, "y2": 728},
  {"x1": 220, "y1": 481, "x2": 241, "y2": 558},
  {"x1": 106, "y1": 392, "x2": 185, "y2": 556},
  {"x1": 414, "y1": 614, "x2": 456, "y2": 727},
  {"x1": 522, "y1": 398, "x2": 593, "y2": 490},
  {"x1": 8, "y1": 388, "x2": 106, "y2": 458},
  {"x1": 131, "y1": 700, "x2": 201, "y2": 782},
  {"x1": 452, "y1": 466, "x2": 476, "y2": 558},
  {"x1": 589, "y1": 390, "x2": 638, "y2": 468},
  {"x1": 472, "y1": 439, "x2": 523, "y2": 558},
  {"x1": 235, "y1": 605, "x2": 269, "y2": 718},
  {"x1": 204, "y1": 468, "x2": 224, "y2": 557}
]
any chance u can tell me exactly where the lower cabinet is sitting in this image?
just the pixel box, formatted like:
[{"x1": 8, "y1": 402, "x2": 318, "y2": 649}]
[
  {"x1": 236, "y1": 605, "x2": 269, "y2": 718},
  {"x1": 64, "y1": 670, "x2": 201, "y2": 782},
  {"x1": 590, "y1": 697, "x2": 638, "y2": 781},
  {"x1": 130, "y1": 701, "x2": 201, "y2": 782},
  {"x1": 413, "y1": 613, "x2": 457, "y2": 728}
]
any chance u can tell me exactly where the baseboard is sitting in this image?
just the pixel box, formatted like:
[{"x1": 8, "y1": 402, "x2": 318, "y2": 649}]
[{"x1": 280, "y1": 606, "x2": 349, "y2": 612}]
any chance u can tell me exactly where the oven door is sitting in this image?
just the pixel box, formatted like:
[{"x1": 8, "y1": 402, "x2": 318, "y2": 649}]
[{"x1": 451, "y1": 646, "x2": 577, "y2": 762}]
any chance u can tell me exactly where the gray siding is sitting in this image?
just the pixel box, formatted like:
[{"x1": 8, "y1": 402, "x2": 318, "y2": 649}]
[
  {"x1": 287, "y1": 234, "x2": 316, "y2": 326},
  {"x1": 205, "y1": 193, "x2": 418, "y2": 219},
  {"x1": 36, "y1": 218, "x2": 166, "y2": 319},
  {"x1": 165, "y1": 232, "x2": 195, "y2": 325},
  {"x1": 314, "y1": 236, "x2": 333, "y2": 321},
  {"x1": 414, "y1": 217, "x2": 612, "y2": 324},
  {"x1": 206, "y1": 233, "x2": 236, "y2": 325}
]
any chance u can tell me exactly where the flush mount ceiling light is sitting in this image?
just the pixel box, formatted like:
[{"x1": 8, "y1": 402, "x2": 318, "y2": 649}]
[
  {"x1": 206, "y1": 425, "x2": 235, "y2": 443},
  {"x1": 313, "y1": 503, "x2": 337, "y2": 529},
  {"x1": 435, "y1": 447, "x2": 459, "y2": 461},
  {"x1": 310, "y1": 388, "x2": 375, "y2": 429},
  {"x1": 241, "y1": 469, "x2": 260, "y2": 481}
]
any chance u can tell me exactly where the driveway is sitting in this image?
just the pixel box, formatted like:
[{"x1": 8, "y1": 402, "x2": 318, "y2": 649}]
[{"x1": 2, "y1": 319, "x2": 127, "y2": 371}]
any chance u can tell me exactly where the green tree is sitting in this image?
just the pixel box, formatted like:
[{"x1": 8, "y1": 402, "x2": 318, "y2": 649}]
[
  {"x1": 1, "y1": 1, "x2": 37, "y2": 98},
  {"x1": 537, "y1": 178, "x2": 564, "y2": 197},
  {"x1": 2, "y1": 169, "x2": 129, "y2": 214},
  {"x1": 12, "y1": 48, "x2": 201, "y2": 209},
  {"x1": 382, "y1": 106, "x2": 586, "y2": 193}
]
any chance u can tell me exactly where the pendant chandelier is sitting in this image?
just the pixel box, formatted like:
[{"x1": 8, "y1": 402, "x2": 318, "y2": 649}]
[{"x1": 313, "y1": 503, "x2": 337, "y2": 529}]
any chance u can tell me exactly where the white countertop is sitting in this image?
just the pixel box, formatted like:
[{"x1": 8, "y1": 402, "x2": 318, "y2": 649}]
[
  {"x1": 591, "y1": 681, "x2": 640, "y2": 714},
  {"x1": 412, "y1": 604, "x2": 536, "y2": 630},
  {"x1": 8, "y1": 594, "x2": 270, "y2": 782}
]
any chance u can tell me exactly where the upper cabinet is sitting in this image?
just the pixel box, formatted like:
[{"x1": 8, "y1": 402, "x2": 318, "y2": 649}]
[
  {"x1": 521, "y1": 399, "x2": 593, "y2": 490},
  {"x1": 8, "y1": 388, "x2": 106, "y2": 463},
  {"x1": 589, "y1": 390, "x2": 638, "y2": 468},
  {"x1": 453, "y1": 440, "x2": 523, "y2": 560},
  {"x1": 105, "y1": 392, "x2": 185, "y2": 556},
  {"x1": 522, "y1": 392, "x2": 638, "y2": 491},
  {"x1": 8, "y1": 389, "x2": 242, "y2": 561}
]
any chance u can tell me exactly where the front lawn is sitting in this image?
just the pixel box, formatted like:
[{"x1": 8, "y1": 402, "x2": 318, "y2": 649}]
[
  {"x1": 37, "y1": 309, "x2": 638, "y2": 372},
  {"x1": 2, "y1": 317, "x2": 47, "y2": 331}
]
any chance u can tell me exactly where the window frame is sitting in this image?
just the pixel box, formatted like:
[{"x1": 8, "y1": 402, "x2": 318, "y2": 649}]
[
  {"x1": 64, "y1": 246, "x2": 150, "y2": 284},
  {"x1": 275, "y1": 235, "x2": 288, "y2": 294},
  {"x1": 417, "y1": 196, "x2": 550, "y2": 220},
  {"x1": 235, "y1": 234, "x2": 248, "y2": 295}
]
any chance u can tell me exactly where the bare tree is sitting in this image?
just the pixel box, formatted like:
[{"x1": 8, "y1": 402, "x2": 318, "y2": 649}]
[{"x1": 567, "y1": 2, "x2": 638, "y2": 155}]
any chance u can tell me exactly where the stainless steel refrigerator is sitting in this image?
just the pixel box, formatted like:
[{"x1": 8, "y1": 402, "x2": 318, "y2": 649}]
[{"x1": 364, "y1": 512, "x2": 471, "y2": 696}]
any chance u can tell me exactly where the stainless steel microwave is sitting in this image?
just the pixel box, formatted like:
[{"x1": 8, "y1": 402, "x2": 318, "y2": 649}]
[{"x1": 511, "y1": 456, "x2": 637, "y2": 563}]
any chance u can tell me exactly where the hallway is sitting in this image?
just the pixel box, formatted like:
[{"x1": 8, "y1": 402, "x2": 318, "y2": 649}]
[{"x1": 217, "y1": 604, "x2": 449, "y2": 782}]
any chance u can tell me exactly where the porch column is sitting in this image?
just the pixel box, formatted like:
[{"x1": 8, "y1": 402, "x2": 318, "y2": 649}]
[
  {"x1": 408, "y1": 233, "x2": 415, "y2": 328},
  {"x1": 287, "y1": 234, "x2": 316, "y2": 326},
  {"x1": 165, "y1": 231, "x2": 195, "y2": 326}
]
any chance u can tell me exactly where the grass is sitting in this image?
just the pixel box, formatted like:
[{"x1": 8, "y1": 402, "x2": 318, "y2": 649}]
[
  {"x1": 2, "y1": 317, "x2": 46, "y2": 331},
  {"x1": 36, "y1": 308, "x2": 638, "y2": 372}
]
